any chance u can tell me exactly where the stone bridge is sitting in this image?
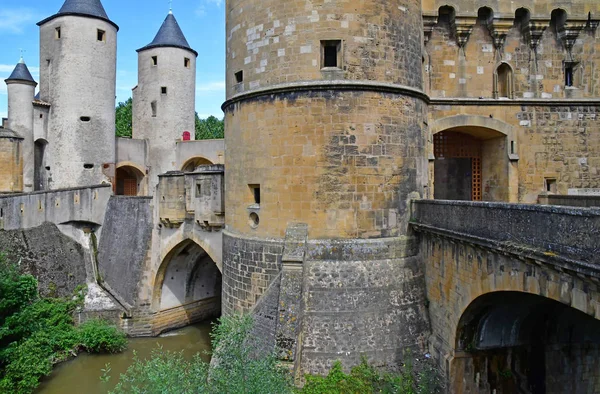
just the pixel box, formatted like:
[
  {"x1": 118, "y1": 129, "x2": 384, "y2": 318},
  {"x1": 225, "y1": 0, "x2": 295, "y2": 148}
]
[{"x1": 411, "y1": 200, "x2": 600, "y2": 393}]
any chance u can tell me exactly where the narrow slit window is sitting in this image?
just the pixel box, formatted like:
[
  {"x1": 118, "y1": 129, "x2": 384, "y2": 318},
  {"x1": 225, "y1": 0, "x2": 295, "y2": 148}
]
[
  {"x1": 510, "y1": 141, "x2": 515, "y2": 155},
  {"x1": 151, "y1": 101, "x2": 157, "y2": 117},
  {"x1": 321, "y1": 40, "x2": 341, "y2": 68},
  {"x1": 161, "y1": 86, "x2": 167, "y2": 95},
  {"x1": 184, "y1": 57, "x2": 191, "y2": 68},
  {"x1": 565, "y1": 66, "x2": 574, "y2": 87},
  {"x1": 97, "y1": 29, "x2": 106, "y2": 42},
  {"x1": 249, "y1": 184, "x2": 261, "y2": 205},
  {"x1": 545, "y1": 178, "x2": 557, "y2": 193},
  {"x1": 196, "y1": 182, "x2": 202, "y2": 197},
  {"x1": 235, "y1": 70, "x2": 243, "y2": 84},
  {"x1": 80, "y1": 116, "x2": 91, "y2": 122},
  {"x1": 84, "y1": 163, "x2": 94, "y2": 169},
  {"x1": 55, "y1": 27, "x2": 61, "y2": 39},
  {"x1": 152, "y1": 56, "x2": 158, "y2": 66}
]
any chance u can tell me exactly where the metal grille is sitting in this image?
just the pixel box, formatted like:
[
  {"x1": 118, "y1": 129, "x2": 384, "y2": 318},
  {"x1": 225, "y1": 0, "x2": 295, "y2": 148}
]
[{"x1": 433, "y1": 131, "x2": 482, "y2": 201}]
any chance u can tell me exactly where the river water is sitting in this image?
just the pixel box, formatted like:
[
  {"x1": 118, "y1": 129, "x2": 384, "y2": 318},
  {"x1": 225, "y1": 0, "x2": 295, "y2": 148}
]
[{"x1": 36, "y1": 320, "x2": 216, "y2": 394}]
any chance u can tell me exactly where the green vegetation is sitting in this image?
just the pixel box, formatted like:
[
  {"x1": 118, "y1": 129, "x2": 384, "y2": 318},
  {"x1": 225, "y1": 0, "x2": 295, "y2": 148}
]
[
  {"x1": 0, "y1": 254, "x2": 127, "y2": 394},
  {"x1": 110, "y1": 314, "x2": 440, "y2": 394},
  {"x1": 115, "y1": 98, "x2": 133, "y2": 138},
  {"x1": 195, "y1": 113, "x2": 224, "y2": 140}
]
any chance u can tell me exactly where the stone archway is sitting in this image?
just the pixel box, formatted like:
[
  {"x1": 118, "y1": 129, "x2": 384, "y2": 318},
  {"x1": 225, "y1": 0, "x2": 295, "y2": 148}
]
[
  {"x1": 182, "y1": 156, "x2": 214, "y2": 172},
  {"x1": 152, "y1": 239, "x2": 222, "y2": 334},
  {"x1": 431, "y1": 115, "x2": 518, "y2": 202},
  {"x1": 452, "y1": 291, "x2": 600, "y2": 393},
  {"x1": 115, "y1": 164, "x2": 145, "y2": 196}
]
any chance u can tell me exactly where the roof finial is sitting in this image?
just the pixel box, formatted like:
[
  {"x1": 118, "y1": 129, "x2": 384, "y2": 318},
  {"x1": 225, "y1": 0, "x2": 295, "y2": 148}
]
[
  {"x1": 19, "y1": 48, "x2": 25, "y2": 64},
  {"x1": 169, "y1": 0, "x2": 173, "y2": 14}
]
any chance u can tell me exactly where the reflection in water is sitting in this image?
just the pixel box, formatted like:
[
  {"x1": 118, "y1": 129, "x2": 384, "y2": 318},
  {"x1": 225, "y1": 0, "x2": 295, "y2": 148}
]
[{"x1": 37, "y1": 320, "x2": 215, "y2": 394}]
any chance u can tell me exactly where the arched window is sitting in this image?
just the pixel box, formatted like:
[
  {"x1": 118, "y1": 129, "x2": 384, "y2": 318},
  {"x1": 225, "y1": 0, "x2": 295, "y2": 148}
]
[{"x1": 494, "y1": 63, "x2": 513, "y2": 99}]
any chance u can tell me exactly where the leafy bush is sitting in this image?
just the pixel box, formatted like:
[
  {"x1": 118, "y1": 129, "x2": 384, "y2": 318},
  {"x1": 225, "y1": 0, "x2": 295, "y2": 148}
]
[
  {"x1": 0, "y1": 254, "x2": 127, "y2": 394},
  {"x1": 111, "y1": 314, "x2": 292, "y2": 394}
]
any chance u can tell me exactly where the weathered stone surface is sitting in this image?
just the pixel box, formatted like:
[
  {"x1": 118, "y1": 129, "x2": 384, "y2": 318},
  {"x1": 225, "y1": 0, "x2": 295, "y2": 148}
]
[{"x1": 0, "y1": 222, "x2": 87, "y2": 297}]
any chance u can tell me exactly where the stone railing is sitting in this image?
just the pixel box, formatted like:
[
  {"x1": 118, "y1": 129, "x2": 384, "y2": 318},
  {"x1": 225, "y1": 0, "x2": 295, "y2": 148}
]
[
  {"x1": 538, "y1": 194, "x2": 600, "y2": 208},
  {"x1": 0, "y1": 185, "x2": 112, "y2": 231},
  {"x1": 410, "y1": 199, "x2": 600, "y2": 275}
]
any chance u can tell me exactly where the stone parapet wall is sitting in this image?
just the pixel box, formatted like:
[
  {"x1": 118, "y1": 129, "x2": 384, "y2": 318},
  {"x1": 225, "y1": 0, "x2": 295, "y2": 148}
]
[
  {"x1": 539, "y1": 193, "x2": 600, "y2": 207},
  {"x1": 0, "y1": 184, "x2": 112, "y2": 231}
]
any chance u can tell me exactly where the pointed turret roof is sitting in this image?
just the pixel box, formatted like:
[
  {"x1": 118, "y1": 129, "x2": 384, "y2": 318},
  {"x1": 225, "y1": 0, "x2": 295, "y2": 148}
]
[
  {"x1": 5, "y1": 58, "x2": 37, "y2": 86},
  {"x1": 37, "y1": 0, "x2": 118, "y2": 30},
  {"x1": 137, "y1": 13, "x2": 197, "y2": 56}
]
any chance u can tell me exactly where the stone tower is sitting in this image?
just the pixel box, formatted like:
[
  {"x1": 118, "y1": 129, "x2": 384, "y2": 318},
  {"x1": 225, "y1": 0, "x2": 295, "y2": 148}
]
[
  {"x1": 133, "y1": 11, "x2": 197, "y2": 193},
  {"x1": 5, "y1": 58, "x2": 37, "y2": 192},
  {"x1": 37, "y1": 0, "x2": 118, "y2": 189},
  {"x1": 223, "y1": 0, "x2": 430, "y2": 376}
]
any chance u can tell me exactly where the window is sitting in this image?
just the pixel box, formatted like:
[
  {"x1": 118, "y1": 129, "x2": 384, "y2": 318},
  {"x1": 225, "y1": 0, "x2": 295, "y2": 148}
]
[
  {"x1": 565, "y1": 66, "x2": 574, "y2": 87},
  {"x1": 196, "y1": 182, "x2": 202, "y2": 197},
  {"x1": 152, "y1": 56, "x2": 158, "y2": 66},
  {"x1": 161, "y1": 87, "x2": 167, "y2": 95},
  {"x1": 249, "y1": 184, "x2": 260, "y2": 205},
  {"x1": 39, "y1": 114, "x2": 43, "y2": 119},
  {"x1": 80, "y1": 116, "x2": 91, "y2": 122},
  {"x1": 235, "y1": 70, "x2": 243, "y2": 84},
  {"x1": 55, "y1": 27, "x2": 61, "y2": 39},
  {"x1": 84, "y1": 163, "x2": 94, "y2": 169},
  {"x1": 151, "y1": 101, "x2": 157, "y2": 117},
  {"x1": 184, "y1": 57, "x2": 191, "y2": 68},
  {"x1": 97, "y1": 29, "x2": 106, "y2": 42},
  {"x1": 321, "y1": 40, "x2": 342, "y2": 68},
  {"x1": 545, "y1": 178, "x2": 557, "y2": 193},
  {"x1": 495, "y1": 63, "x2": 513, "y2": 99}
]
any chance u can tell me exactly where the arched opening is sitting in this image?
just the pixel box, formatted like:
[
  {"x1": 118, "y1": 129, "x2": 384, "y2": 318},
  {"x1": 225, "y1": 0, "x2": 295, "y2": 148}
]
[
  {"x1": 495, "y1": 63, "x2": 513, "y2": 99},
  {"x1": 550, "y1": 9, "x2": 568, "y2": 38},
  {"x1": 453, "y1": 292, "x2": 600, "y2": 394},
  {"x1": 182, "y1": 157, "x2": 214, "y2": 172},
  {"x1": 433, "y1": 126, "x2": 508, "y2": 201},
  {"x1": 477, "y1": 7, "x2": 493, "y2": 27},
  {"x1": 154, "y1": 240, "x2": 221, "y2": 334},
  {"x1": 115, "y1": 165, "x2": 144, "y2": 196},
  {"x1": 34, "y1": 139, "x2": 48, "y2": 191}
]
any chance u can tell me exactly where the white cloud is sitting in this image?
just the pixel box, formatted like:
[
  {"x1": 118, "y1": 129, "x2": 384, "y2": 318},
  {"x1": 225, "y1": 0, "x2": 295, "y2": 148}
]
[
  {"x1": 196, "y1": 81, "x2": 225, "y2": 92},
  {"x1": 195, "y1": 0, "x2": 222, "y2": 17},
  {"x1": 0, "y1": 8, "x2": 40, "y2": 34}
]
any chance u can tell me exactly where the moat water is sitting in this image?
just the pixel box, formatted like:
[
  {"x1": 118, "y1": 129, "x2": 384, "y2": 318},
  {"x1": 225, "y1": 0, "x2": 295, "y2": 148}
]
[{"x1": 36, "y1": 319, "x2": 216, "y2": 394}]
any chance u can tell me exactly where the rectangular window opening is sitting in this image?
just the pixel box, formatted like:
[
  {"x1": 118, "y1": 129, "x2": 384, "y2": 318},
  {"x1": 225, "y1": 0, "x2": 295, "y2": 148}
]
[
  {"x1": 151, "y1": 101, "x2": 157, "y2": 117},
  {"x1": 196, "y1": 182, "x2": 202, "y2": 197},
  {"x1": 184, "y1": 57, "x2": 191, "y2": 68},
  {"x1": 249, "y1": 184, "x2": 261, "y2": 205},
  {"x1": 565, "y1": 66, "x2": 574, "y2": 87},
  {"x1": 510, "y1": 140, "x2": 515, "y2": 155},
  {"x1": 152, "y1": 56, "x2": 158, "y2": 66},
  {"x1": 97, "y1": 29, "x2": 106, "y2": 42},
  {"x1": 161, "y1": 86, "x2": 167, "y2": 95},
  {"x1": 55, "y1": 27, "x2": 61, "y2": 39},
  {"x1": 545, "y1": 178, "x2": 557, "y2": 194},
  {"x1": 235, "y1": 70, "x2": 243, "y2": 84},
  {"x1": 321, "y1": 40, "x2": 341, "y2": 68}
]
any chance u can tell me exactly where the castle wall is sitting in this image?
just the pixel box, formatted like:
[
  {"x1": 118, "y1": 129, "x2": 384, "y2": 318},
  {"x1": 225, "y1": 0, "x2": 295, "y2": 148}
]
[
  {"x1": 7, "y1": 83, "x2": 35, "y2": 192},
  {"x1": 133, "y1": 47, "x2": 196, "y2": 194},
  {"x1": 0, "y1": 136, "x2": 23, "y2": 193},
  {"x1": 39, "y1": 15, "x2": 117, "y2": 189}
]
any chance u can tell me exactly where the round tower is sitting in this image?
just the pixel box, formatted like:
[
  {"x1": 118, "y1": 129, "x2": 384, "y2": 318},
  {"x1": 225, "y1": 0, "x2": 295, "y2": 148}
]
[
  {"x1": 133, "y1": 11, "x2": 197, "y2": 193},
  {"x1": 223, "y1": 0, "x2": 429, "y2": 374},
  {"x1": 5, "y1": 58, "x2": 36, "y2": 192},
  {"x1": 37, "y1": 0, "x2": 118, "y2": 189}
]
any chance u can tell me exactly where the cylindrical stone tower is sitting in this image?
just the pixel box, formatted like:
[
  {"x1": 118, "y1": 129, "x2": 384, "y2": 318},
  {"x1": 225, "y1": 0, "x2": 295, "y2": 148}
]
[
  {"x1": 133, "y1": 11, "x2": 197, "y2": 193},
  {"x1": 5, "y1": 58, "x2": 36, "y2": 192},
  {"x1": 223, "y1": 0, "x2": 430, "y2": 376},
  {"x1": 37, "y1": 0, "x2": 118, "y2": 189}
]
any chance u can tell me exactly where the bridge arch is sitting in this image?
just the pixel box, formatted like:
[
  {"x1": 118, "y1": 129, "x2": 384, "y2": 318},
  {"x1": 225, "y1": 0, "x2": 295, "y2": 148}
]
[
  {"x1": 430, "y1": 115, "x2": 517, "y2": 202},
  {"x1": 452, "y1": 291, "x2": 600, "y2": 393},
  {"x1": 151, "y1": 239, "x2": 222, "y2": 334}
]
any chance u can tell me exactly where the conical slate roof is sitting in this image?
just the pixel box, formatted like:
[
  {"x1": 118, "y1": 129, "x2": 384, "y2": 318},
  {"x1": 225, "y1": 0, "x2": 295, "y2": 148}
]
[
  {"x1": 137, "y1": 13, "x2": 197, "y2": 56},
  {"x1": 5, "y1": 59, "x2": 37, "y2": 85},
  {"x1": 38, "y1": 0, "x2": 118, "y2": 30}
]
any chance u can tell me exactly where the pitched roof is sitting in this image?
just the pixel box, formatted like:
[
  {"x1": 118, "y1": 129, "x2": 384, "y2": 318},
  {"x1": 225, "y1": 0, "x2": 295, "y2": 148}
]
[
  {"x1": 137, "y1": 13, "x2": 197, "y2": 56},
  {"x1": 0, "y1": 127, "x2": 23, "y2": 139},
  {"x1": 38, "y1": 0, "x2": 118, "y2": 30},
  {"x1": 5, "y1": 60, "x2": 37, "y2": 86}
]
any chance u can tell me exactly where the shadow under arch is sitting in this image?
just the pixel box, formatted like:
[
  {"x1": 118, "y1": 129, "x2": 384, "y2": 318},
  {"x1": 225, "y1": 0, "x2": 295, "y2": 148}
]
[
  {"x1": 115, "y1": 162, "x2": 145, "y2": 196},
  {"x1": 151, "y1": 239, "x2": 222, "y2": 334},
  {"x1": 182, "y1": 156, "x2": 214, "y2": 172},
  {"x1": 451, "y1": 291, "x2": 600, "y2": 393}
]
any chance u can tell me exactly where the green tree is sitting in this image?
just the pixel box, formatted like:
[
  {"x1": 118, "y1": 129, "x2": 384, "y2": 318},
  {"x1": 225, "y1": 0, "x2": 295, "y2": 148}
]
[
  {"x1": 115, "y1": 98, "x2": 133, "y2": 138},
  {"x1": 195, "y1": 113, "x2": 224, "y2": 140}
]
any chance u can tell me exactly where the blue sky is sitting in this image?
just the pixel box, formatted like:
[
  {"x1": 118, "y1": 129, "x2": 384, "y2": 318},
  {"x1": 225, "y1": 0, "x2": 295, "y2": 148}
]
[{"x1": 0, "y1": 0, "x2": 226, "y2": 120}]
